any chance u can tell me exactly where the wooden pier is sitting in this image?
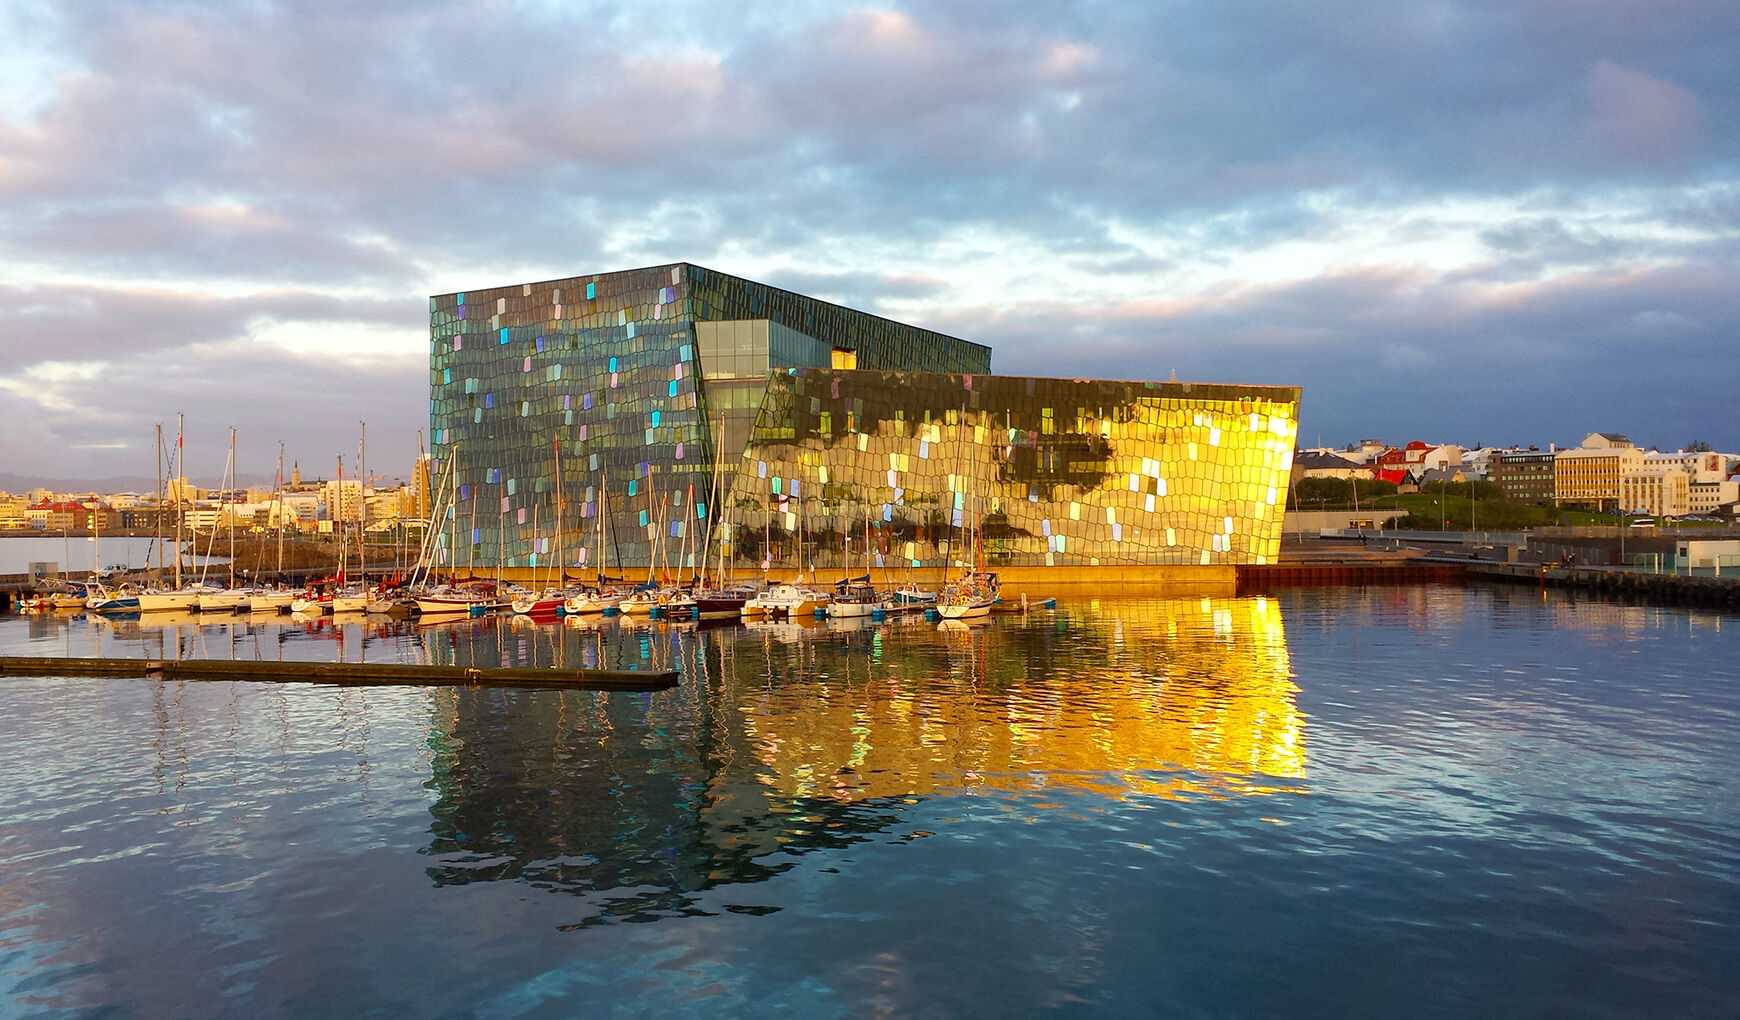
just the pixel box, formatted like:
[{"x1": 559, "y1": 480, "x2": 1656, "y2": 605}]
[{"x1": 0, "y1": 656, "x2": 680, "y2": 690}]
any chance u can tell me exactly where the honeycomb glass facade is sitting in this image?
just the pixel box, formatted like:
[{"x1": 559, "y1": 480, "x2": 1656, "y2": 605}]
[
  {"x1": 428, "y1": 264, "x2": 989, "y2": 572},
  {"x1": 724, "y1": 369, "x2": 1301, "y2": 571}
]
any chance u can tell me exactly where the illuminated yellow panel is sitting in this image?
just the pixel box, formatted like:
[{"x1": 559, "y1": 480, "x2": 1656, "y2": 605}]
[{"x1": 728, "y1": 370, "x2": 1301, "y2": 569}]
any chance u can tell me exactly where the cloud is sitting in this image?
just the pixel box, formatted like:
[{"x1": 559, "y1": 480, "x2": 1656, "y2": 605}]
[
  {"x1": 1588, "y1": 60, "x2": 1699, "y2": 171},
  {"x1": 2, "y1": 0, "x2": 1739, "y2": 481}
]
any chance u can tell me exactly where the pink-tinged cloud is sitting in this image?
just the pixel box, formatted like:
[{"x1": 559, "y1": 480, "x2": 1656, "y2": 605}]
[{"x1": 1589, "y1": 60, "x2": 1699, "y2": 169}]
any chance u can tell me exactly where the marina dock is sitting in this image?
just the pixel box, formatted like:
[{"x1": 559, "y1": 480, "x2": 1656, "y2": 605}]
[{"x1": 0, "y1": 656, "x2": 680, "y2": 690}]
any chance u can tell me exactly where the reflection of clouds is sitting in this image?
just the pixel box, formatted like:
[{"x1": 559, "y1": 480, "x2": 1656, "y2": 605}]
[{"x1": 739, "y1": 596, "x2": 1302, "y2": 803}]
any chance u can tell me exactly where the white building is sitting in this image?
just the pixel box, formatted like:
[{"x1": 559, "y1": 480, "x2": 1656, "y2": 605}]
[
  {"x1": 1689, "y1": 480, "x2": 1740, "y2": 516},
  {"x1": 1645, "y1": 451, "x2": 1729, "y2": 483},
  {"x1": 1620, "y1": 468, "x2": 1690, "y2": 518},
  {"x1": 323, "y1": 479, "x2": 364, "y2": 522}
]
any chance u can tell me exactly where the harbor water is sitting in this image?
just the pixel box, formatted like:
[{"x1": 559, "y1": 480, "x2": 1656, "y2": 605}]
[
  {"x1": 0, "y1": 534, "x2": 224, "y2": 577},
  {"x1": 1, "y1": 586, "x2": 1736, "y2": 1017}
]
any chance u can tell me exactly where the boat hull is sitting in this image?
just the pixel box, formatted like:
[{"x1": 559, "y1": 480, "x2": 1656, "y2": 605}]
[
  {"x1": 197, "y1": 592, "x2": 251, "y2": 613},
  {"x1": 139, "y1": 590, "x2": 202, "y2": 613}
]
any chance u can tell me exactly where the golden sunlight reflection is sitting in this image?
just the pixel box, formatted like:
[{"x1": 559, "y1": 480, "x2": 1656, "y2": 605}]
[{"x1": 733, "y1": 596, "x2": 1302, "y2": 803}]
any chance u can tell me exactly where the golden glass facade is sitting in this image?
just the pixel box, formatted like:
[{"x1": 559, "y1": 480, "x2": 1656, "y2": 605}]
[{"x1": 725, "y1": 369, "x2": 1301, "y2": 570}]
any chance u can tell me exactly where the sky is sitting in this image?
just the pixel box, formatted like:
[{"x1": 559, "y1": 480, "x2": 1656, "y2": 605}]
[{"x1": 1, "y1": 0, "x2": 1736, "y2": 486}]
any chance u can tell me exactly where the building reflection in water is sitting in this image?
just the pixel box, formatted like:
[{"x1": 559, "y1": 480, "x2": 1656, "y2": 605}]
[{"x1": 416, "y1": 595, "x2": 1301, "y2": 923}]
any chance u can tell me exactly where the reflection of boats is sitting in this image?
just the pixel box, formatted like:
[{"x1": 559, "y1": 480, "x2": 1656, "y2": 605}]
[
  {"x1": 743, "y1": 616, "x2": 825, "y2": 642},
  {"x1": 129, "y1": 609, "x2": 205, "y2": 630},
  {"x1": 735, "y1": 594, "x2": 1304, "y2": 803},
  {"x1": 826, "y1": 615, "x2": 881, "y2": 634}
]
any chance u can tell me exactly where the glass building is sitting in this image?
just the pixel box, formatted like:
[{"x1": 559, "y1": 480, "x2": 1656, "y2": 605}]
[
  {"x1": 429, "y1": 263, "x2": 1300, "y2": 575},
  {"x1": 429, "y1": 263, "x2": 989, "y2": 573},
  {"x1": 727, "y1": 370, "x2": 1299, "y2": 574}
]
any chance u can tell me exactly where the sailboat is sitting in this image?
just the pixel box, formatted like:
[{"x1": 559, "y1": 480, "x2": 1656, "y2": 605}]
[
  {"x1": 196, "y1": 429, "x2": 250, "y2": 612},
  {"x1": 824, "y1": 507, "x2": 890, "y2": 618},
  {"x1": 935, "y1": 416, "x2": 999, "y2": 620},
  {"x1": 743, "y1": 500, "x2": 831, "y2": 618},
  {"x1": 510, "y1": 438, "x2": 571, "y2": 617},
  {"x1": 330, "y1": 450, "x2": 368, "y2": 613},
  {"x1": 248, "y1": 441, "x2": 298, "y2": 613},
  {"x1": 139, "y1": 416, "x2": 206, "y2": 612},
  {"x1": 83, "y1": 503, "x2": 140, "y2": 613},
  {"x1": 413, "y1": 447, "x2": 501, "y2": 617},
  {"x1": 563, "y1": 474, "x2": 627, "y2": 615}
]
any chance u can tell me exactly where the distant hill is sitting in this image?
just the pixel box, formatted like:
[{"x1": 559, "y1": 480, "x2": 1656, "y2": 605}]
[{"x1": 0, "y1": 471, "x2": 277, "y2": 494}]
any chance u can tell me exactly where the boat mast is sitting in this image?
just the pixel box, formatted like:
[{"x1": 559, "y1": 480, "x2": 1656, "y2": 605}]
[
  {"x1": 173, "y1": 413, "x2": 184, "y2": 589},
  {"x1": 154, "y1": 422, "x2": 164, "y2": 582},
  {"x1": 552, "y1": 435, "x2": 562, "y2": 591},
  {"x1": 336, "y1": 453, "x2": 346, "y2": 585},
  {"x1": 358, "y1": 421, "x2": 367, "y2": 592},
  {"x1": 596, "y1": 474, "x2": 607, "y2": 587},
  {"x1": 274, "y1": 442, "x2": 286, "y2": 581},
  {"x1": 225, "y1": 427, "x2": 237, "y2": 588}
]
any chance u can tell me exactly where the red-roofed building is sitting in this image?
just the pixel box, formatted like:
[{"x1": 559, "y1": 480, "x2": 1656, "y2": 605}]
[{"x1": 25, "y1": 499, "x2": 116, "y2": 531}]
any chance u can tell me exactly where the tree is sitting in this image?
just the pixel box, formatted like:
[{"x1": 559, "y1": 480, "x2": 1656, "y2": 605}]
[{"x1": 1686, "y1": 440, "x2": 1713, "y2": 452}]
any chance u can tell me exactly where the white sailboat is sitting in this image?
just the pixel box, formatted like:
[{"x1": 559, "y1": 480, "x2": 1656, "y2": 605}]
[
  {"x1": 196, "y1": 429, "x2": 250, "y2": 612},
  {"x1": 139, "y1": 415, "x2": 207, "y2": 612}
]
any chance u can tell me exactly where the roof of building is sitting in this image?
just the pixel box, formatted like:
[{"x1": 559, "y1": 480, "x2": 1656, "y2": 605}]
[{"x1": 1294, "y1": 450, "x2": 1362, "y2": 470}]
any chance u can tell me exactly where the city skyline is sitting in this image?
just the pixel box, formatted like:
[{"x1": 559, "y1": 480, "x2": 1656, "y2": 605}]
[{"x1": 2, "y1": 1, "x2": 1736, "y2": 480}]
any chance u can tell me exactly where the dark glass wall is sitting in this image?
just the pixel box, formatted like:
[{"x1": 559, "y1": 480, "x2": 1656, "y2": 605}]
[{"x1": 429, "y1": 264, "x2": 992, "y2": 572}]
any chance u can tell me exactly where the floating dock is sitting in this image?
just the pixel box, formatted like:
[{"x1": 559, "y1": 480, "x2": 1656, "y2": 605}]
[{"x1": 0, "y1": 656, "x2": 679, "y2": 690}]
